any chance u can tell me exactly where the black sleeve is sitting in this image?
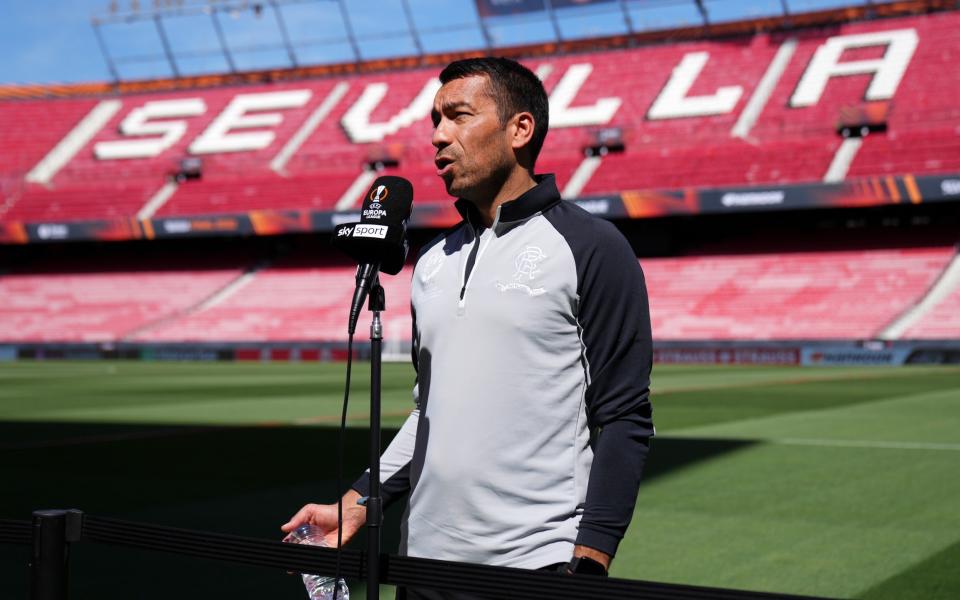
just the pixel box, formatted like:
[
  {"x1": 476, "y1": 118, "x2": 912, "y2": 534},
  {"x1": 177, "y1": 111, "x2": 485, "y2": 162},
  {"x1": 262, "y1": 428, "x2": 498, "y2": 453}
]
[{"x1": 551, "y1": 209, "x2": 654, "y2": 556}]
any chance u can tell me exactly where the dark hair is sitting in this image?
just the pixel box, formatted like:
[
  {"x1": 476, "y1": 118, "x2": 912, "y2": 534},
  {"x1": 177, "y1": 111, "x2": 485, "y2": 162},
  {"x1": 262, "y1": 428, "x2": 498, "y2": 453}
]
[{"x1": 439, "y1": 57, "x2": 549, "y2": 167}]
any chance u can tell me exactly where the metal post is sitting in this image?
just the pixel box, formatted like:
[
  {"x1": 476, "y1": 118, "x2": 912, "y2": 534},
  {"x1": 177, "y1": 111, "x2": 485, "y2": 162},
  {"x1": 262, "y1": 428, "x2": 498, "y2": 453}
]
[
  {"x1": 336, "y1": 0, "x2": 363, "y2": 63},
  {"x1": 618, "y1": 0, "x2": 635, "y2": 35},
  {"x1": 400, "y1": 0, "x2": 424, "y2": 57},
  {"x1": 210, "y1": 8, "x2": 238, "y2": 74},
  {"x1": 153, "y1": 14, "x2": 180, "y2": 78},
  {"x1": 270, "y1": 0, "x2": 299, "y2": 68},
  {"x1": 366, "y1": 281, "x2": 385, "y2": 600},
  {"x1": 694, "y1": 0, "x2": 710, "y2": 27},
  {"x1": 30, "y1": 510, "x2": 82, "y2": 600},
  {"x1": 544, "y1": 0, "x2": 564, "y2": 43},
  {"x1": 91, "y1": 20, "x2": 121, "y2": 83},
  {"x1": 476, "y1": 11, "x2": 494, "y2": 50}
]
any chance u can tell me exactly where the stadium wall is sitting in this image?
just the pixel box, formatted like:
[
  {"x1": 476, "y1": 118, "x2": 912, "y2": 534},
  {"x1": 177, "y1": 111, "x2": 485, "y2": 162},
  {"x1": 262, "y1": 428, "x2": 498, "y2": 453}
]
[{"x1": 4, "y1": 340, "x2": 960, "y2": 366}]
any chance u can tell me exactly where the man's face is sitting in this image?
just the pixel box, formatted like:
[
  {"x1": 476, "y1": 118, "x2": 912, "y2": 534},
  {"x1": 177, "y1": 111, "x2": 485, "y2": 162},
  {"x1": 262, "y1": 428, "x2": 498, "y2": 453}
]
[{"x1": 432, "y1": 75, "x2": 515, "y2": 201}]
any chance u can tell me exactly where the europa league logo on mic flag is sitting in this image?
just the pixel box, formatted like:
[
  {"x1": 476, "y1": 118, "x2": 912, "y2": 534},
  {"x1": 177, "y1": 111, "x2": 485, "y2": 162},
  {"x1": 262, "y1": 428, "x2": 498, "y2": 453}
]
[{"x1": 332, "y1": 176, "x2": 413, "y2": 276}]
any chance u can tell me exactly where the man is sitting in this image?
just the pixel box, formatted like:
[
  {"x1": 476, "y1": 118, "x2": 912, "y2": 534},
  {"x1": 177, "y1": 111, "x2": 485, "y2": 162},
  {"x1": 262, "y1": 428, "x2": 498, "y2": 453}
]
[{"x1": 283, "y1": 57, "x2": 653, "y2": 596}]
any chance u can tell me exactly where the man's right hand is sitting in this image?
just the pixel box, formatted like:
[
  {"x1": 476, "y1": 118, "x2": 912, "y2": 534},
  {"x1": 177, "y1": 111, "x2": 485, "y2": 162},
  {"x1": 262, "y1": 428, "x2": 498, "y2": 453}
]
[{"x1": 281, "y1": 489, "x2": 368, "y2": 548}]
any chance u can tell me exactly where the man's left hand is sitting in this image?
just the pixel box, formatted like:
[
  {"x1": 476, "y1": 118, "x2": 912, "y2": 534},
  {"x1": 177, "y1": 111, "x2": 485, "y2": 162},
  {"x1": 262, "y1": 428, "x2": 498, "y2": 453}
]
[{"x1": 571, "y1": 545, "x2": 611, "y2": 572}]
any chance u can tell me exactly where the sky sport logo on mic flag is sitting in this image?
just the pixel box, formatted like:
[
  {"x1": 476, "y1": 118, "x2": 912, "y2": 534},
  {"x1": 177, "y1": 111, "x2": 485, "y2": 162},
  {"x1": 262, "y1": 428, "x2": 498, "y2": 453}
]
[{"x1": 353, "y1": 224, "x2": 389, "y2": 239}]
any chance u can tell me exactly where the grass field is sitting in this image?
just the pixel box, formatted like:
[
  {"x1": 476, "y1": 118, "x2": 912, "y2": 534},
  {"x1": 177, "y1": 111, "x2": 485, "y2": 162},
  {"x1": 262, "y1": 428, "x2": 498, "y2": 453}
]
[{"x1": 2, "y1": 360, "x2": 959, "y2": 599}]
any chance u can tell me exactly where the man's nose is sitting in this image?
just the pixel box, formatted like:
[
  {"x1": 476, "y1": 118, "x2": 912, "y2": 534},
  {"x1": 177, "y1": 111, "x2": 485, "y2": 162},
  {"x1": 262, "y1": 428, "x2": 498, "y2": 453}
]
[{"x1": 432, "y1": 119, "x2": 451, "y2": 148}]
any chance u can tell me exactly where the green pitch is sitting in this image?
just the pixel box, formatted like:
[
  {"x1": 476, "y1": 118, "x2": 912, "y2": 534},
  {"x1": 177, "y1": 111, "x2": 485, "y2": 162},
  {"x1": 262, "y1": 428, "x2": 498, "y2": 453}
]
[{"x1": 2, "y1": 361, "x2": 959, "y2": 599}]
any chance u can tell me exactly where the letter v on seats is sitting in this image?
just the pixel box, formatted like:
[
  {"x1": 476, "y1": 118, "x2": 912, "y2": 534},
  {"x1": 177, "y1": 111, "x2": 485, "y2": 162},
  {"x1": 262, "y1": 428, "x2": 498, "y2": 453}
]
[{"x1": 341, "y1": 79, "x2": 442, "y2": 143}]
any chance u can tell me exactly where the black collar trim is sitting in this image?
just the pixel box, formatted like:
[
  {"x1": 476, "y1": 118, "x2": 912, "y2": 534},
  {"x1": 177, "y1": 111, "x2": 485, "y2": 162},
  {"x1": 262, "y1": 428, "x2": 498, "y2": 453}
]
[{"x1": 454, "y1": 174, "x2": 561, "y2": 228}]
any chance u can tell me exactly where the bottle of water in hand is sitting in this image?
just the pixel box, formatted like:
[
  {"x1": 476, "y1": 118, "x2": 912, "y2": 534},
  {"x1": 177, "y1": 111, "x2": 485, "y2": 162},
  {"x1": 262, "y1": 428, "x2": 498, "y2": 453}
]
[{"x1": 287, "y1": 524, "x2": 350, "y2": 600}]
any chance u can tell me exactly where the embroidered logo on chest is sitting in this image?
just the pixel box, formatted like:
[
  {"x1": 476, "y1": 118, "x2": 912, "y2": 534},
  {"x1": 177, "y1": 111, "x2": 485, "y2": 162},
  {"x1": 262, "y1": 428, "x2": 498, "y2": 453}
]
[{"x1": 496, "y1": 246, "x2": 547, "y2": 296}]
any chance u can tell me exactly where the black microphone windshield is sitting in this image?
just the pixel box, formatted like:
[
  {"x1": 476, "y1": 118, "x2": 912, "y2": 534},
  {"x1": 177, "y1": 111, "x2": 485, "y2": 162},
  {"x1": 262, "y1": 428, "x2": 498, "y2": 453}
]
[
  {"x1": 361, "y1": 175, "x2": 413, "y2": 225},
  {"x1": 332, "y1": 175, "x2": 413, "y2": 275}
]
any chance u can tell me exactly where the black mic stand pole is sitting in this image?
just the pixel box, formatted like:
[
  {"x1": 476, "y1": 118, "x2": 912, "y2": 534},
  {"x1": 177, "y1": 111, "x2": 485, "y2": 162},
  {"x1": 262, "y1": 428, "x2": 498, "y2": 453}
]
[{"x1": 366, "y1": 277, "x2": 385, "y2": 600}]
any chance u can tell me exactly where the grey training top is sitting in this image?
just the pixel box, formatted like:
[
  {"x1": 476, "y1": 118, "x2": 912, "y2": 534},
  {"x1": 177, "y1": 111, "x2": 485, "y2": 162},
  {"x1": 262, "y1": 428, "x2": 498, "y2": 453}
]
[{"x1": 354, "y1": 174, "x2": 653, "y2": 569}]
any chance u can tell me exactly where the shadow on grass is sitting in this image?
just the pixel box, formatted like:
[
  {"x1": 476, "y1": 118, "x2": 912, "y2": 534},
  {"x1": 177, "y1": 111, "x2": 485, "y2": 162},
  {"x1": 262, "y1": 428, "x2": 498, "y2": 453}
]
[
  {"x1": 1, "y1": 421, "x2": 754, "y2": 599},
  {"x1": 857, "y1": 538, "x2": 960, "y2": 600}
]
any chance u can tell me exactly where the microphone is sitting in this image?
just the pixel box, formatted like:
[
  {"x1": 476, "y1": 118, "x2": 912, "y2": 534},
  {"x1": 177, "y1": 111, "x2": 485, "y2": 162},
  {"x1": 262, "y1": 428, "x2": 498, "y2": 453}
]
[{"x1": 332, "y1": 175, "x2": 413, "y2": 335}]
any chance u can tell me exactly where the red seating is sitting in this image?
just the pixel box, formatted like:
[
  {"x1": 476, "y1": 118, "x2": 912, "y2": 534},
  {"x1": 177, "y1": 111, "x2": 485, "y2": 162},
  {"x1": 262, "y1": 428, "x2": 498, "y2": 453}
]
[
  {"x1": 2, "y1": 245, "x2": 952, "y2": 343},
  {"x1": 902, "y1": 268, "x2": 960, "y2": 338},
  {"x1": 0, "y1": 268, "x2": 242, "y2": 342},
  {"x1": 0, "y1": 99, "x2": 99, "y2": 178},
  {"x1": 640, "y1": 247, "x2": 954, "y2": 339},
  {"x1": 6, "y1": 181, "x2": 162, "y2": 222},
  {"x1": 0, "y1": 12, "x2": 956, "y2": 222},
  {"x1": 156, "y1": 171, "x2": 358, "y2": 216},
  {"x1": 131, "y1": 264, "x2": 413, "y2": 342}
]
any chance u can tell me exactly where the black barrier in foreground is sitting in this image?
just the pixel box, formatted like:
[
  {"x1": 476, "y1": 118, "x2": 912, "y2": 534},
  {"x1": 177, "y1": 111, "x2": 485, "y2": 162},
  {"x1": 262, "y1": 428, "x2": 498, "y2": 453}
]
[
  {"x1": 14, "y1": 510, "x2": 837, "y2": 600},
  {"x1": 0, "y1": 518, "x2": 31, "y2": 546}
]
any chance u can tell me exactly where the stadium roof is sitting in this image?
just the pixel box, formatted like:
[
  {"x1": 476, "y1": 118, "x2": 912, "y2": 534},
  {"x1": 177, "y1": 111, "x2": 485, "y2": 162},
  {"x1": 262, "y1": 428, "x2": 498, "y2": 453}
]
[{"x1": 0, "y1": 0, "x2": 951, "y2": 99}]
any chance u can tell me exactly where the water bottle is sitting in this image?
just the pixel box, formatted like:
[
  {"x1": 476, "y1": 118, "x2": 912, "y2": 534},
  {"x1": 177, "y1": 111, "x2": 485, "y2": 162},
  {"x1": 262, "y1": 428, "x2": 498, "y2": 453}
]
[{"x1": 287, "y1": 524, "x2": 350, "y2": 600}]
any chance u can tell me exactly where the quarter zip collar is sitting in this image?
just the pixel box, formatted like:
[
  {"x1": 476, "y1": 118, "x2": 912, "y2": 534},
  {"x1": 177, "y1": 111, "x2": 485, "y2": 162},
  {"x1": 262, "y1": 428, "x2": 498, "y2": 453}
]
[{"x1": 454, "y1": 174, "x2": 562, "y2": 236}]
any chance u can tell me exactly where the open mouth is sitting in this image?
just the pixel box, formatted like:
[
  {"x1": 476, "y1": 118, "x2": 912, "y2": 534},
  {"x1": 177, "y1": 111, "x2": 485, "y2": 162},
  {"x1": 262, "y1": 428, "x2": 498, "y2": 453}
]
[{"x1": 435, "y1": 156, "x2": 454, "y2": 176}]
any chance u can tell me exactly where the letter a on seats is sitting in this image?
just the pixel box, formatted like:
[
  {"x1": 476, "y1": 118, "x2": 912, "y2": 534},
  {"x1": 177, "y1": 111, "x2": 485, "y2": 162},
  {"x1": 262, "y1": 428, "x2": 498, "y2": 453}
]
[{"x1": 790, "y1": 29, "x2": 918, "y2": 107}]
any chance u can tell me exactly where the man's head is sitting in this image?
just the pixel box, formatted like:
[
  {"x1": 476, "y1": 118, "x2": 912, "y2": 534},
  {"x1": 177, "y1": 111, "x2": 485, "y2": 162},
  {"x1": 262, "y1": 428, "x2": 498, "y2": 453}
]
[{"x1": 432, "y1": 57, "x2": 549, "y2": 202}]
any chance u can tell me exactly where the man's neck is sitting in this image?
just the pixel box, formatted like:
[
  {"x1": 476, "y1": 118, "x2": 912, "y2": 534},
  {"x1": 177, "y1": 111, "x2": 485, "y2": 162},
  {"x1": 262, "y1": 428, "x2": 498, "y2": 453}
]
[{"x1": 467, "y1": 167, "x2": 537, "y2": 228}]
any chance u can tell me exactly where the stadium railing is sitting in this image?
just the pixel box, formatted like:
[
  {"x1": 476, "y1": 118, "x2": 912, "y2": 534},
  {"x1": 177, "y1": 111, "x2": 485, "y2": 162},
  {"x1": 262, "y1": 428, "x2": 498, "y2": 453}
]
[{"x1": 2, "y1": 510, "x2": 839, "y2": 600}]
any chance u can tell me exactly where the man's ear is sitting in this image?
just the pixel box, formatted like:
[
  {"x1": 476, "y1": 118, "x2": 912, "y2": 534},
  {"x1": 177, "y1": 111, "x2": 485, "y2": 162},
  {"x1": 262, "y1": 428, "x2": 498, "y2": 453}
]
[{"x1": 510, "y1": 112, "x2": 535, "y2": 151}]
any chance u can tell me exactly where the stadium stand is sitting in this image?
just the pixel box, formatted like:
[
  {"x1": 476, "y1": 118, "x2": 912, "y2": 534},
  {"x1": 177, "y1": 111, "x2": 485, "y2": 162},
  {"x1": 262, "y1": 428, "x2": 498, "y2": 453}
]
[
  {"x1": 6, "y1": 181, "x2": 164, "y2": 222},
  {"x1": 641, "y1": 246, "x2": 955, "y2": 340},
  {"x1": 900, "y1": 256, "x2": 960, "y2": 338},
  {"x1": 1, "y1": 12, "x2": 958, "y2": 222},
  {"x1": 129, "y1": 261, "x2": 412, "y2": 342},
  {"x1": 0, "y1": 6, "x2": 958, "y2": 354},
  {"x1": 2, "y1": 245, "x2": 955, "y2": 343},
  {"x1": 0, "y1": 268, "x2": 243, "y2": 342}
]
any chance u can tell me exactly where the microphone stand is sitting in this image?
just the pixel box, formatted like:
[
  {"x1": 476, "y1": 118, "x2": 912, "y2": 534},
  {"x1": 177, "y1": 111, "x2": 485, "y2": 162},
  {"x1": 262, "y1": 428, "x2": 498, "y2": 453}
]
[{"x1": 365, "y1": 277, "x2": 385, "y2": 600}]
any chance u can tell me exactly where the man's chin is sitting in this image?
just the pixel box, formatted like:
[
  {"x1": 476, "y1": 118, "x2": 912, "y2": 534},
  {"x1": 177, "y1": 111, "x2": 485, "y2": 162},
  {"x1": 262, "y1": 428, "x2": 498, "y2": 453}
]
[{"x1": 441, "y1": 177, "x2": 464, "y2": 199}]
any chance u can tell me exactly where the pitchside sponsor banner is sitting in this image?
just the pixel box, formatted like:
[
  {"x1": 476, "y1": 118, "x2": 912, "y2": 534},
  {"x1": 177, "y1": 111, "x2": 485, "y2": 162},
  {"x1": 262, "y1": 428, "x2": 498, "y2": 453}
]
[
  {"x1": 149, "y1": 215, "x2": 253, "y2": 238},
  {"x1": 23, "y1": 219, "x2": 144, "y2": 243},
  {"x1": 5, "y1": 172, "x2": 960, "y2": 244},
  {"x1": 654, "y1": 347, "x2": 800, "y2": 365},
  {"x1": 801, "y1": 347, "x2": 913, "y2": 366},
  {"x1": 574, "y1": 196, "x2": 623, "y2": 217}
]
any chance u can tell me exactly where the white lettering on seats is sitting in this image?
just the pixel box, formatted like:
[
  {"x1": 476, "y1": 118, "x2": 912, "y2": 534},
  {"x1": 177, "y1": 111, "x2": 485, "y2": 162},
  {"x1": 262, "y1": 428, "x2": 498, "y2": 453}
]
[
  {"x1": 549, "y1": 63, "x2": 621, "y2": 128},
  {"x1": 790, "y1": 29, "x2": 918, "y2": 107},
  {"x1": 647, "y1": 52, "x2": 743, "y2": 119},
  {"x1": 94, "y1": 99, "x2": 206, "y2": 159},
  {"x1": 189, "y1": 90, "x2": 312, "y2": 154},
  {"x1": 341, "y1": 79, "x2": 442, "y2": 143}
]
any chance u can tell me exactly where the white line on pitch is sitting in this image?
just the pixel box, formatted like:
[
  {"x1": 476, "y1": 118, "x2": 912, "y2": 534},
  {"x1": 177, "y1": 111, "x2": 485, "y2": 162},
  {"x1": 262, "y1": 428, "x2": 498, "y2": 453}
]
[{"x1": 775, "y1": 438, "x2": 960, "y2": 451}]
